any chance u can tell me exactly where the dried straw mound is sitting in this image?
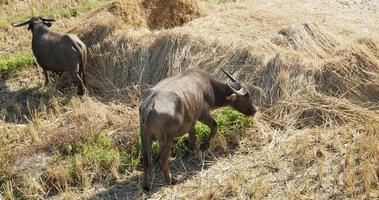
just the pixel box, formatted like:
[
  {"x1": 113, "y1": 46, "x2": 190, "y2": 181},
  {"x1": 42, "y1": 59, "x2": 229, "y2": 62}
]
[
  {"x1": 108, "y1": 0, "x2": 148, "y2": 28},
  {"x1": 85, "y1": 32, "x2": 218, "y2": 97},
  {"x1": 69, "y1": 10, "x2": 124, "y2": 48},
  {"x1": 107, "y1": 0, "x2": 204, "y2": 30},
  {"x1": 145, "y1": 0, "x2": 205, "y2": 30},
  {"x1": 317, "y1": 40, "x2": 379, "y2": 103},
  {"x1": 71, "y1": 0, "x2": 204, "y2": 46},
  {"x1": 248, "y1": 42, "x2": 379, "y2": 128},
  {"x1": 272, "y1": 23, "x2": 341, "y2": 58}
]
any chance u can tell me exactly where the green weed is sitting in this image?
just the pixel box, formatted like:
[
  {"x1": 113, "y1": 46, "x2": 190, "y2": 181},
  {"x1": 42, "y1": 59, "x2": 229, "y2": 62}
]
[
  {"x1": 0, "y1": 18, "x2": 6, "y2": 28},
  {"x1": 173, "y1": 107, "x2": 253, "y2": 155},
  {"x1": 0, "y1": 0, "x2": 9, "y2": 5},
  {"x1": 216, "y1": 107, "x2": 252, "y2": 135},
  {"x1": 0, "y1": 54, "x2": 35, "y2": 76}
]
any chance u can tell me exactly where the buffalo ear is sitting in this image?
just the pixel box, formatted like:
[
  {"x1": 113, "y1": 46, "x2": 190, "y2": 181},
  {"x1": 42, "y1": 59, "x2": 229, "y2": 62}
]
[
  {"x1": 226, "y1": 94, "x2": 237, "y2": 101},
  {"x1": 227, "y1": 81, "x2": 248, "y2": 96},
  {"x1": 43, "y1": 21, "x2": 52, "y2": 27}
]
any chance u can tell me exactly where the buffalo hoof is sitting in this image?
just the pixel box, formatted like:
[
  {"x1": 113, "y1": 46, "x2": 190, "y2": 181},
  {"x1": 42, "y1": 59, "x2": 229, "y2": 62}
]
[
  {"x1": 77, "y1": 89, "x2": 85, "y2": 96},
  {"x1": 189, "y1": 142, "x2": 196, "y2": 151},
  {"x1": 200, "y1": 142, "x2": 210, "y2": 151},
  {"x1": 170, "y1": 176, "x2": 178, "y2": 185},
  {"x1": 143, "y1": 183, "x2": 152, "y2": 192}
]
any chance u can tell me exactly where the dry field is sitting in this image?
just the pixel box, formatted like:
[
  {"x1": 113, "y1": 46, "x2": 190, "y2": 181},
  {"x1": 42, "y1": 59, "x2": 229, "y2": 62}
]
[{"x1": 0, "y1": 0, "x2": 378, "y2": 199}]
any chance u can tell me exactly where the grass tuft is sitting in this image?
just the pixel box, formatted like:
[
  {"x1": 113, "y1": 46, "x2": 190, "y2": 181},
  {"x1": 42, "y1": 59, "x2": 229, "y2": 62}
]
[
  {"x1": 0, "y1": 54, "x2": 35, "y2": 77},
  {"x1": 172, "y1": 107, "x2": 253, "y2": 155}
]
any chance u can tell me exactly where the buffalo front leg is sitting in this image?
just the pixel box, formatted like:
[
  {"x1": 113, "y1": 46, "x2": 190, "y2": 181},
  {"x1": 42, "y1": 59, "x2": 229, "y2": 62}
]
[
  {"x1": 80, "y1": 67, "x2": 86, "y2": 86},
  {"x1": 199, "y1": 107, "x2": 217, "y2": 151},
  {"x1": 158, "y1": 138, "x2": 177, "y2": 185},
  {"x1": 69, "y1": 70, "x2": 85, "y2": 96},
  {"x1": 188, "y1": 127, "x2": 196, "y2": 151},
  {"x1": 141, "y1": 132, "x2": 153, "y2": 191},
  {"x1": 43, "y1": 70, "x2": 50, "y2": 86}
]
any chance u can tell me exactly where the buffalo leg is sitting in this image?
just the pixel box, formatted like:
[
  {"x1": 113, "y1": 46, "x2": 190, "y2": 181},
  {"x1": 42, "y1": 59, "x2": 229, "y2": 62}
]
[
  {"x1": 158, "y1": 138, "x2": 177, "y2": 185},
  {"x1": 43, "y1": 70, "x2": 50, "y2": 86},
  {"x1": 141, "y1": 132, "x2": 153, "y2": 191},
  {"x1": 188, "y1": 127, "x2": 196, "y2": 151},
  {"x1": 80, "y1": 68, "x2": 86, "y2": 86},
  {"x1": 53, "y1": 71, "x2": 63, "y2": 77},
  {"x1": 69, "y1": 70, "x2": 85, "y2": 96},
  {"x1": 199, "y1": 108, "x2": 217, "y2": 151}
]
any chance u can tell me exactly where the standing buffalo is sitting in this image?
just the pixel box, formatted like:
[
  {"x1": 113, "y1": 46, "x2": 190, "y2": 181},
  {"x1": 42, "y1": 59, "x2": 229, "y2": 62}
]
[
  {"x1": 139, "y1": 68, "x2": 257, "y2": 190},
  {"x1": 12, "y1": 16, "x2": 87, "y2": 95}
]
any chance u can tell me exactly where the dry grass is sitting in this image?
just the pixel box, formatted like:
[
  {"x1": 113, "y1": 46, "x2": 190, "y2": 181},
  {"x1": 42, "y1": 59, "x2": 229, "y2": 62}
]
[
  {"x1": 107, "y1": 0, "x2": 205, "y2": 30},
  {"x1": 1, "y1": 0, "x2": 379, "y2": 199}
]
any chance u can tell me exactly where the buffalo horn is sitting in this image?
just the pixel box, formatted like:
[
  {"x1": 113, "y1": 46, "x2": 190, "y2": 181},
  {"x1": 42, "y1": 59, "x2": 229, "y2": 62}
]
[
  {"x1": 41, "y1": 17, "x2": 56, "y2": 22},
  {"x1": 227, "y1": 82, "x2": 247, "y2": 96},
  {"x1": 12, "y1": 19, "x2": 31, "y2": 27},
  {"x1": 221, "y1": 68, "x2": 238, "y2": 82}
]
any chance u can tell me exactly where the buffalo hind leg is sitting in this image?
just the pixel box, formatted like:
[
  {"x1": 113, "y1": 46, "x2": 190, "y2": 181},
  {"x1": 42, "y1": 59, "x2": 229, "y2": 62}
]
[
  {"x1": 69, "y1": 70, "x2": 85, "y2": 96},
  {"x1": 141, "y1": 132, "x2": 153, "y2": 191},
  {"x1": 158, "y1": 138, "x2": 177, "y2": 185},
  {"x1": 53, "y1": 71, "x2": 64, "y2": 77},
  {"x1": 79, "y1": 67, "x2": 86, "y2": 86},
  {"x1": 199, "y1": 106, "x2": 218, "y2": 151},
  {"x1": 43, "y1": 70, "x2": 50, "y2": 86},
  {"x1": 188, "y1": 127, "x2": 196, "y2": 151}
]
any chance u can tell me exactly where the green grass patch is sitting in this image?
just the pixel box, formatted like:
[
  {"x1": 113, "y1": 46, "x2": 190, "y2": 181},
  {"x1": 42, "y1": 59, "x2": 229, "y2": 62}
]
[
  {"x1": 62, "y1": 133, "x2": 130, "y2": 177},
  {"x1": 0, "y1": 54, "x2": 35, "y2": 77},
  {"x1": 0, "y1": 18, "x2": 6, "y2": 27},
  {"x1": 216, "y1": 107, "x2": 252, "y2": 135},
  {"x1": 173, "y1": 107, "x2": 253, "y2": 155},
  {"x1": 0, "y1": 0, "x2": 9, "y2": 5}
]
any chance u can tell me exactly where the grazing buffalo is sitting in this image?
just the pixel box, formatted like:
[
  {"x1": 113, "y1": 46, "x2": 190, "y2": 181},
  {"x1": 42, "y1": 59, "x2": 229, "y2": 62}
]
[
  {"x1": 139, "y1": 68, "x2": 257, "y2": 190},
  {"x1": 12, "y1": 16, "x2": 87, "y2": 95}
]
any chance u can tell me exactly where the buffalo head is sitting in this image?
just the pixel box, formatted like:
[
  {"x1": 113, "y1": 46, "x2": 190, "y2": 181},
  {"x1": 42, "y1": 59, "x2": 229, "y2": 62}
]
[
  {"x1": 12, "y1": 16, "x2": 55, "y2": 31},
  {"x1": 221, "y1": 68, "x2": 257, "y2": 116}
]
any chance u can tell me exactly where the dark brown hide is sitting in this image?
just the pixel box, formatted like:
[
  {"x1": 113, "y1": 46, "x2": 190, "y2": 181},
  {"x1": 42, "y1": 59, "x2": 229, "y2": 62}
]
[
  {"x1": 13, "y1": 16, "x2": 87, "y2": 95},
  {"x1": 139, "y1": 69, "x2": 256, "y2": 190}
]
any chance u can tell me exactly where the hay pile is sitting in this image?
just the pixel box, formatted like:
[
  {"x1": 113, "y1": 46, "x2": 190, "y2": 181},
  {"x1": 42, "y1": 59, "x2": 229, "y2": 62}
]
[
  {"x1": 272, "y1": 23, "x2": 341, "y2": 58},
  {"x1": 108, "y1": 0, "x2": 148, "y2": 28},
  {"x1": 105, "y1": 0, "x2": 204, "y2": 29},
  {"x1": 145, "y1": 0, "x2": 204, "y2": 29}
]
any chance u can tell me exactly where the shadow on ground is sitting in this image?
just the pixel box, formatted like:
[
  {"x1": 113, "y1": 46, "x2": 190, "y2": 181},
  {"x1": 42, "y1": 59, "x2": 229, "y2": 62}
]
[
  {"x1": 0, "y1": 73, "x2": 75, "y2": 123},
  {"x1": 88, "y1": 150, "x2": 230, "y2": 200}
]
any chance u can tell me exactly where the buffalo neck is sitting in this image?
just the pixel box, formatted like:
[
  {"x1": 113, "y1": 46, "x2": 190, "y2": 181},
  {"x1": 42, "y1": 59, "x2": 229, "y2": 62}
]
[
  {"x1": 211, "y1": 79, "x2": 233, "y2": 108},
  {"x1": 32, "y1": 24, "x2": 49, "y2": 37}
]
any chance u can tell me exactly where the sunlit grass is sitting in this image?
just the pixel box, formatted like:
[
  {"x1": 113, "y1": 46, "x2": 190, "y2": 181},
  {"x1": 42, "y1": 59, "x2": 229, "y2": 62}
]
[{"x1": 0, "y1": 54, "x2": 35, "y2": 76}]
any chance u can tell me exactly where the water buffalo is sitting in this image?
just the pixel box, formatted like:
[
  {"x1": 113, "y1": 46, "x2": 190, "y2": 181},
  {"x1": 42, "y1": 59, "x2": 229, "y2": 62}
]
[
  {"x1": 12, "y1": 16, "x2": 87, "y2": 95},
  {"x1": 139, "y1": 68, "x2": 257, "y2": 190}
]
